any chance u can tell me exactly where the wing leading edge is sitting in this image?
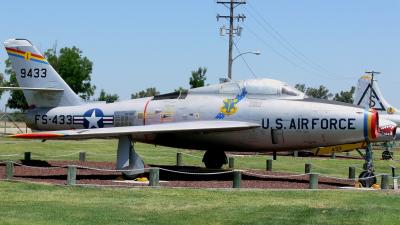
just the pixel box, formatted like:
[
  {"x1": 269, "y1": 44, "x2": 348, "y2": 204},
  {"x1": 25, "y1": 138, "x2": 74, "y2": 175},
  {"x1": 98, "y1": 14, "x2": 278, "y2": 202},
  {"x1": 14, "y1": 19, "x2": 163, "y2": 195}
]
[{"x1": 11, "y1": 120, "x2": 260, "y2": 140}]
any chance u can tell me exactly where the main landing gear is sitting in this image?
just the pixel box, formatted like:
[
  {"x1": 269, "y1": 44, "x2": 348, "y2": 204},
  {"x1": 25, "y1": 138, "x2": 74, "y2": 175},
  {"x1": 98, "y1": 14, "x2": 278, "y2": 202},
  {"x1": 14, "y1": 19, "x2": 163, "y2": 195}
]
[
  {"x1": 116, "y1": 135, "x2": 145, "y2": 179},
  {"x1": 358, "y1": 142, "x2": 377, "y2": 187},
  {"x1": 202, "y1": 150, "x2": 228, "y2": 169}
]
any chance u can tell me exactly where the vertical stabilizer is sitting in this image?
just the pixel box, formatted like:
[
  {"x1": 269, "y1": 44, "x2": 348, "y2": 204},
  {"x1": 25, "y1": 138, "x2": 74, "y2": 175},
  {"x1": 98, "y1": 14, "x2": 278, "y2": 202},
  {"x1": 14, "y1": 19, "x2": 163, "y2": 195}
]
[
  {"x1": 354, "y1": 75, "x2": 397, "y2": 114},
  {"x1": 3, "y1": 39, "x2": 82, "y2": 108}
]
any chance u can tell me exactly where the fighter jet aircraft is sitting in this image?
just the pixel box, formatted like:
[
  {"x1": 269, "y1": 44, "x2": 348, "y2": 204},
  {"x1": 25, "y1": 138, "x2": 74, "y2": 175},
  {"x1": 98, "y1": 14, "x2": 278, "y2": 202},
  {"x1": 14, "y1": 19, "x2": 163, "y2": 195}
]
[
  {"x1": 354, "y1": 75, "x2": 400, "y2": 127},
  {"x1": 354, "y1": 75, "x2": 400, "y2": 159},
  {"x1": 2, "y1": 39, "x2": 381, "y2": 178}
]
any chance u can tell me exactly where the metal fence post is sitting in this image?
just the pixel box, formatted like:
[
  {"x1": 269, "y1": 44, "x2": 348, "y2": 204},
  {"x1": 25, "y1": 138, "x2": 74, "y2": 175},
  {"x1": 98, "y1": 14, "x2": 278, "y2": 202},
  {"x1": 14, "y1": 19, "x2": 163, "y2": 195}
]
[
  {"x1": 348, "y1": 166, "x2": 355, "y2": 179},
  {"x1": 176, "y1": 153, "x2": 182, "y2": 166},
  {"x1": 381, "y1": 174, "x2": 389, "y2": 190},
  {"x1": 228, "y1": 157, "x2": 235, "y2": 169},
  {"x1": 305, "y1": 163, "x2": 312, "y2": 174},
  {"x1": 391, "y1": 166, "x2": 396, "y2": 178},
  {"x1": 149, "y1": 168, "x2": 159, "y2": 187},
  {"x1": 266, "y1": 159, "x2": 272, "y2": 171},
  {"x1": 67, "y1": 165, "x2": 77, "y2": 186},
  {"x1": 5, "y1": 161, "x2": 13, "y2": 179},
  {"x1": 309, "y1": 173, "x2": 318, "y2": 189},
  {"x1": 232, "y1": 170, "x2": 242, "y2": 188},
  {"x1": 79, "y1": 152, "x2": 86, "y2": 162},
  {"x1": 24, "y1": 152, "x2": 31, "y2": 161}
]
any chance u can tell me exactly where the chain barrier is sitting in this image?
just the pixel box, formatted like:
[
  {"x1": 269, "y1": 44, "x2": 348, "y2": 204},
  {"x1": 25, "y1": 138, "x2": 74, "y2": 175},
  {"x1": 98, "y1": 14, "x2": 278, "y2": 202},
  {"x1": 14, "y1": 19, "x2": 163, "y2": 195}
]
[
  {"x1": 317, "y1": 174, "x2": 356, "y2": 181},
  {"x1": 242, "y1": 171, "x2": 307, "y2": 178},
  {"x1": 159, "y1": 167, "x2": 233, "y2": 175},
  {"x1": 356, "y1": 173, "x2": 384, "y2": 181},
  {"x1": 75, "y1": 165, "x2": 148, "y2": 173},
  {"x1": 12, "y1": 161, "x2": 61, "y2": 170}
]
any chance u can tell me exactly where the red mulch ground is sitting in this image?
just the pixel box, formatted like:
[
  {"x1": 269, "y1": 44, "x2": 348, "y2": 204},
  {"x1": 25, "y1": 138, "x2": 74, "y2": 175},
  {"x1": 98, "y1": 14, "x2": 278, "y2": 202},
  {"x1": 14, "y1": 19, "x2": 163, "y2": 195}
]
[{"x1": 0, "y1": 160, "x2": 355, "y2": 189}]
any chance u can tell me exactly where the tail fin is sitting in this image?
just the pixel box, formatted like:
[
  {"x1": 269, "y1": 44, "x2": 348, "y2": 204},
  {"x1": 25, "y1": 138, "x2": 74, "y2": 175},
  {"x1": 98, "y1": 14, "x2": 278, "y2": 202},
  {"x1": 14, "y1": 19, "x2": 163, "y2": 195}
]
[
  {"x1": 3, "y1": 38, "x2": 82, "y2": 108},
  {"x1": 354, "y1": 75, "x2": 397, "y2": 114}
]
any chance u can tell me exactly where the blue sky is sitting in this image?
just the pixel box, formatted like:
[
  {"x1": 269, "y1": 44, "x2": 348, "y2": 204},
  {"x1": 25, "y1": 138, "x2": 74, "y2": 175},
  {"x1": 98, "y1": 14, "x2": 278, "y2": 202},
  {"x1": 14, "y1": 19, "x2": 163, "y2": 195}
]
[{"x1": 0, "y1": 0, "x2": 399, "y2": 108}]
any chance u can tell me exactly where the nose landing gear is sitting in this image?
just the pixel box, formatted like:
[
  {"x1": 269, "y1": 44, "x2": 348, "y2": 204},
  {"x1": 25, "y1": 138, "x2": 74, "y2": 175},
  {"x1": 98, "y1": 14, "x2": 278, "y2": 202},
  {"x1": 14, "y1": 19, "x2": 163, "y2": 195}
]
[{"x1": 358, "y1": 142, "x2": 377, "y2": 188}]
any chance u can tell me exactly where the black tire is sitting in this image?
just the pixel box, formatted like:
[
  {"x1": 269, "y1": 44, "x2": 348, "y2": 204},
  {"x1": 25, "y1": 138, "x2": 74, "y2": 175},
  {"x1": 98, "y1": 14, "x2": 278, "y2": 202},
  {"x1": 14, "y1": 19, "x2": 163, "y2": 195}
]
[
  {"x1": 204, "y1": 160, "x2": 224, "y2": 169},
  {"x1": 358, "y1": 171, "x2": 376, "y2": 188},
  {"x1": 202, "y1": 150, "x2": 227, "y2": 169},
  {"x1": 382, "y1": 151, "x2": 392, "y2": 160}
]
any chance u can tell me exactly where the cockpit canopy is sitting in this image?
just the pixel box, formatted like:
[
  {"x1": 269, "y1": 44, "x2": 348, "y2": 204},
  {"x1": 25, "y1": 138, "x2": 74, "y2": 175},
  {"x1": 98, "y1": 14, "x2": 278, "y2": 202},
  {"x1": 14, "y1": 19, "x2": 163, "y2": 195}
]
[{"x1": 189, "y1": 78, "x2": 304, "y2": 98}]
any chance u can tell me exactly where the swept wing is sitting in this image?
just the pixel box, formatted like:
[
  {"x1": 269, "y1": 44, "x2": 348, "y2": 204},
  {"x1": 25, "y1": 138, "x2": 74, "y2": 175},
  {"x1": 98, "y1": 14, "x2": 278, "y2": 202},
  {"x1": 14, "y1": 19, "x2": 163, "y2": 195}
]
[{"x1": 11, "y1": 120, "x2": 260, "y2": 140}]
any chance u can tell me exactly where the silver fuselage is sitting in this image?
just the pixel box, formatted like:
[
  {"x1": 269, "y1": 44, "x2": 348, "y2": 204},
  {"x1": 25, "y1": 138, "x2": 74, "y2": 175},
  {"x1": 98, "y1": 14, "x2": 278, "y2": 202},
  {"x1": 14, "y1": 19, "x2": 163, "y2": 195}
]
[{"x1": 26, "y1": 90, "x2": 372, "y2": 152}]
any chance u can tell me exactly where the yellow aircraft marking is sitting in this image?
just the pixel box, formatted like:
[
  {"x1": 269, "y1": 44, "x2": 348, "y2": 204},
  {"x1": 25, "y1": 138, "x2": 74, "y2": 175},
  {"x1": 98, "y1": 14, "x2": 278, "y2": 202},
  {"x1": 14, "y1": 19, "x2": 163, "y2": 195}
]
[{"x1": 313, "y1": 142, "x2": 367, "y2": 156}]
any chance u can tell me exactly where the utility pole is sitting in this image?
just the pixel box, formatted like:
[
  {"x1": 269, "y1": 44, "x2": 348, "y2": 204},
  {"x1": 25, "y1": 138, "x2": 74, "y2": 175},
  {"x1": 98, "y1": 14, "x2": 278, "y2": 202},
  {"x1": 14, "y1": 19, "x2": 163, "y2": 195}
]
[
  {"x1": 365, "y1": 71, "x2": 380, "y2": 108},
  {"x1": 217, "y1": 0, "x2": 246, "y2": 80}
]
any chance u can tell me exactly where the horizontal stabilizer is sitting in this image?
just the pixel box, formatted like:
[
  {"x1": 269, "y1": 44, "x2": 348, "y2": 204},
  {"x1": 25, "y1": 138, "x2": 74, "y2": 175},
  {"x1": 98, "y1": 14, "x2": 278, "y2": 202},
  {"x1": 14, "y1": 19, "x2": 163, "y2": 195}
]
[
  {"x1": 11, "y1": 120, "x2": 260, "y2": 140},
  {"x1": 0, "y1": 87, "x2": 64, "y2": 92}
]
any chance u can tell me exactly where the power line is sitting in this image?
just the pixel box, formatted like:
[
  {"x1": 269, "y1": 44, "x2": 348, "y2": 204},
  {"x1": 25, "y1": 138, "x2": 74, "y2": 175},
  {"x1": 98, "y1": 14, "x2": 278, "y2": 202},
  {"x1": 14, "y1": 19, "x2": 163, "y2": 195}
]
[
  {"x1": 246, "y1": 2, "x2": 357, "y2": 80},
  {"x1": 233, "y1": 42, "x2": 257, "y2": 78},
  {"x1": 246, "y1": 4, "x2": 329, "y2": 75},
  {"x1": 243, "y1": 24, "x2": 325, "y2": 78}
]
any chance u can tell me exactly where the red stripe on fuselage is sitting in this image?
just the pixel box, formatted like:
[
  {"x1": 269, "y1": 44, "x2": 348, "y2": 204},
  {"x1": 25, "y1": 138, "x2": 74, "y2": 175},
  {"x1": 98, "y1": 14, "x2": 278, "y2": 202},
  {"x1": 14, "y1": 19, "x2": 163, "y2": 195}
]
[{"x1": 143, "y1": 99, "x2": 152, "y2": 125}]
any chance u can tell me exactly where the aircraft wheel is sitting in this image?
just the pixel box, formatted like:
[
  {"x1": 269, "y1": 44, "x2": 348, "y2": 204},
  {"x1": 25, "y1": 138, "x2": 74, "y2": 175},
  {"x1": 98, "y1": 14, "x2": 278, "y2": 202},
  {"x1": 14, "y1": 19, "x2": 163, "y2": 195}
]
[
  {"x1": 202, "y1": 150, "x2": 227, "y2": 169},
  {"x1": 358, "y1": 171, "x2": 377, "y2": 188},
  {"x1": 382, "y1": 150, "x2": 393, "y2": 160}
]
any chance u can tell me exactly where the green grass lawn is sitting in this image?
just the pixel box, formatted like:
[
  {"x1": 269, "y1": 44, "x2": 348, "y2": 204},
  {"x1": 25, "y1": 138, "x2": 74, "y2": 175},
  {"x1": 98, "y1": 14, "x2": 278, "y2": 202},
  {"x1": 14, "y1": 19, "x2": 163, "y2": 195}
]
[
  {"x1": 0, "y1": 138, "x2": 399, "y2": 179},
  {"x1": 1, "y1": 138, "x2": 400, "y2": 224},
  {"x1": 0, "y1": 181, "x2": 399, "y2": 225}
]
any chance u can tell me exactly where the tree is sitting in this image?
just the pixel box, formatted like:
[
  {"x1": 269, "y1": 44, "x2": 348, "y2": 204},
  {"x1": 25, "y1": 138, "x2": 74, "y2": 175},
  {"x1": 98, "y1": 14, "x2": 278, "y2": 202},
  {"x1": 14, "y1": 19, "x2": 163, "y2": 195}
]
[
  {"x1": 189, "y1": 67, "x2": 207, "y2": 88},
  {"x1": 4, "y1": 59, "x2": 29, "y2": 111},
  {"x1": 44, "y1": 46, "x2": 96, "y2": 100},
  {"x1": 333, "y1": 86, "x2": 355, "y2": 103},
  {"x1": 306, "y1": 85, "x2": 333, "y2": 99},
  {"x1": 0, "y1": 72, "x2": 5, "y2": 99},
  {"x1": 174, "y1": 87, "x2": 187, "y2": 93},
  {"x1": 295, "y1": 83, "x2": 333, "y2": 99},
  {"x1": 98, "y1": 89, "x2": 119, "y2": 103},
  {"x1": 294, "y1": 83, "x2": 306, "y2": 93},
  {"x1": 131, "y1": 87, "x2": 159, "y2": 99}
]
